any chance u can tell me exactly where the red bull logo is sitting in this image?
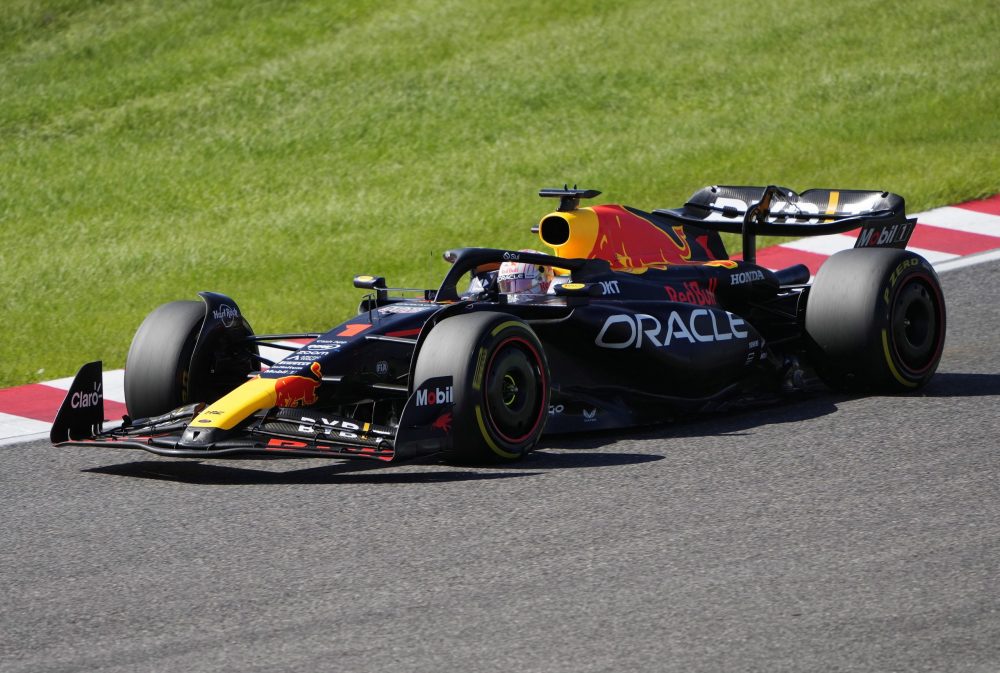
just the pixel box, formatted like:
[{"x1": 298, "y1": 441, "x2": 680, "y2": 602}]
[
  {"x1": 590, "y1": 205, "x2": 692, "y2": 270},
  {"x1": 539, "y1": 205, "x2": 698, "y2": 271},
  {"x1": 665, "y1": 279, "x2": 718, "y2": 306},
  {"x1": 431, "y1": 411, "x2": 452, "y2": 434},
  {"x1": 274, "y1": 361, "x2": 322, "y2": 407}
]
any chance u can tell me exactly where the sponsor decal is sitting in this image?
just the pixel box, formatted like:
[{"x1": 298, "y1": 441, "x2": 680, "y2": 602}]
[
  {"x1": 502, "y1": 251, "x2": 521, "y2": 261},
  {"x1": 306, "y1": 342, "x2": 345, "y2": 351},
  {"x1": 379, "y1": 304, "x2": 429, "y2": 315},
  {"x1": 583, "y1": 408, "x2": 597, "y2": 422},
  {"x1": 710, "y1": 193, "x2": 884, "y2": 222},
  {"x1": 282, "y1": 353, "x2": 322, "y2": 363},
  {"x1": 415, "y1": 385, "x2": 454, "y2": 407},
  {"x1": 274, "y1": 362, "x2": 322, "y2": 407},
  {"x1": 296, "y1": 416, "x2": 393, "y2": 439},
  {"x1": 595, "y1": 310, "x2": 749, "y2": 349},
  {"x1": 709, "y1": 193, "x2": 884, "y2": 221},
  {"x1": 709, "y1": 195, "x2": 809, "y2": 219},
  {"x1": 856, "y1": 223, "x2": 914, "y2": 248},
  {"x1": 665, "y1": 279, "x2": 718, "y2": 305},
  {"x1": 729, "y1": 269, "x2": 765, "y2": 286},
  {"x1": 599, "y1": 280, "x2": 620, "y2": 295},
  {"x1": 431, "y1": 412, "x2": 452, "y2": 434},
  {"x1": 548, "y1": 404, "x2": 565, "y2": 415},
  {"x1": 212, "y1": 305, "x2": 239, "y2": 327},
  {"x1": 71, "y1": 382, "x2": 102, "y2": 409},
  {"x1": 589, "y1": 206, "x2": 692, "y2": 270},
  {"x1": 744, "y1": 339, "x2": 767, "y2": 365}
]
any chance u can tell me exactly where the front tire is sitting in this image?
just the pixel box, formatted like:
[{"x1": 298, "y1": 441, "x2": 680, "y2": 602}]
[
  {"x1": 414, "y1": 312, "x2": 550, "y2": 462},
  {"x1": 124, "y1": 300, "x2": 206, "y2": 418},
  {"x1": 805, "y1": 248, "x2": 946, "y2": 392}
]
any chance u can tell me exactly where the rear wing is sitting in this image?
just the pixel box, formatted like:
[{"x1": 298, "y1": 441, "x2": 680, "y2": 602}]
[{"x1": 653, "y1": 185, "x2": 916, "y2": 264}]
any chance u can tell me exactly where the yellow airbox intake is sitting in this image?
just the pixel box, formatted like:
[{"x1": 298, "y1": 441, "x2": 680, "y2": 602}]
[{"x1": 537, "y1": 207, "x2": 600, "y2": 259}]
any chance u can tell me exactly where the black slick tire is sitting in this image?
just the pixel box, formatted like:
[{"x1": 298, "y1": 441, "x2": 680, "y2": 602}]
[
  {"x1": 805, "y1": 248, "x2": 946, "y2": 392},
  {"x1": 414, "y1": 312, "x2": 549, "y2": 463},
  {"x1": 124, "y1": 300, "x2": 205, "y2": 418}
]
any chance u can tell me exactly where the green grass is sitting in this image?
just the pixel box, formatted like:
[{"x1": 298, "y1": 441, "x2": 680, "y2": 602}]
[{"x1": 2, "y1": 0, "x2": 998, "y2": 386}]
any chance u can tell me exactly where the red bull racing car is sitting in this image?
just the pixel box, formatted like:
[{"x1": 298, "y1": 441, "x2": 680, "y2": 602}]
[{"x1": 52, "y1": 185, "x2": 946, "y2": 463}]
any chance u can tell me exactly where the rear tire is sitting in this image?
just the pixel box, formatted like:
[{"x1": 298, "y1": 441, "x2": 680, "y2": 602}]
[
  {"x1": 805, "y1": 248, "x2": 946, "y2": 392},
  {"x1": 414, "y1": 312, "x2": 549, "y2": 462},
  {"x1": 124, "y1": 300, "x2": 205, "y2": 418}
]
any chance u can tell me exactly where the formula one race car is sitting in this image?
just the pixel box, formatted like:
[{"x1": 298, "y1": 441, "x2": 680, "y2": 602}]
[{"x1": 52, "y1": 184, "x2": 946, "y2": 463}]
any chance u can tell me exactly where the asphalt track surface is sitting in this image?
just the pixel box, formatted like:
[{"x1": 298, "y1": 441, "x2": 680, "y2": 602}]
[{"x1": 2, "y1": 261, "x2": 998, "y2": 673}]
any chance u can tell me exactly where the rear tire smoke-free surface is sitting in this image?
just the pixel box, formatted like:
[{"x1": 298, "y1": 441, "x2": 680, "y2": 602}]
[
  {"x1": 805, "y1": 248, "x2": 946, "y2": 391},
  {"x1": 124, "y1": 300, "x2": 206, "y2": 419},
  {"x1": 414, "y1": 312, "x2": 550, "y2": 462}
]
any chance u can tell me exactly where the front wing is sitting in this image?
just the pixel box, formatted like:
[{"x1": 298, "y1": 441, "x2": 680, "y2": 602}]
[{"x1": 50, "y1": 362, "x2": 454, "y2": 463}]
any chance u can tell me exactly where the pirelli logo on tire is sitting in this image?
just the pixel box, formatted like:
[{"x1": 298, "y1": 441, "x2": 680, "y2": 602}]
[
  {"x1": 472, "y1": 347, "x2": 488, "y2": 391},
  {"x1": 884, "y1": 257, "x2": 920, "y2": 304}
]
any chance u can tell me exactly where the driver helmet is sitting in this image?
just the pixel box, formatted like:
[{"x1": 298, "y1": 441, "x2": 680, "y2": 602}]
[{"x1": 498, "y1": 250, "x2": 554, "y2": 295}]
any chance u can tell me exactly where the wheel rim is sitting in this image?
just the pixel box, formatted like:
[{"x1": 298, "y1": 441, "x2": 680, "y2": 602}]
[
  {"x1": 484, "y1": 337, "x2": 545, "y2": 444},
  {"x1": 890, "y1": 275, "x2": 941, "y2": 374}
]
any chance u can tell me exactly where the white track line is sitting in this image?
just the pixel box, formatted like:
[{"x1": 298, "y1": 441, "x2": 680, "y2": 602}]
[
  {"x1": 0, "y1": 413, "x2": 51, "y2": 446},
  {"x1": 933, "y1": 248, "x2": 1000, "y2": 273},
  {"x1": 46, "y1": 369, "x2": 126, "y2": 402},
  {"x1": 917, "y1": 206, "x2": 1000, "y2": 236}
]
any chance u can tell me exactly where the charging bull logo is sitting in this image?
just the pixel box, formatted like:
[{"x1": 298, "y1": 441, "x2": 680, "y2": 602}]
[
  {"x1": 274, "y1": 362, "x2": 322, "y2": 407},
  {"x1": 591, "y1": 205, "x2": 692, "y2": 271},
  {"x1": 431, "y1": 411, "x2": 452, "y2": 434}
]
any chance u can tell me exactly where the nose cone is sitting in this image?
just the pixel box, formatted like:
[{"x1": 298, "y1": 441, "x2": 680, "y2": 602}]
[{"x1": 189, "y1": 377, "x2": 278, "y2": 431}]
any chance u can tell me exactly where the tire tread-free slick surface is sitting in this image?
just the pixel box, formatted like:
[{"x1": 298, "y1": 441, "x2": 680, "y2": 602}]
[
  {"x1": 805, "y1": 248, "x2": 946, "y2": 391},
  {"x1": 123, "y1": 300, "x2": 205, "y2": 418},
  {"x1": 414, "y1": 311, "x2": 549, "y2": 462}
]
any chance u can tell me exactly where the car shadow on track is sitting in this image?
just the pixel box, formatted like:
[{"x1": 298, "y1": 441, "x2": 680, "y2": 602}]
[
  {"x1": 542, "y1": 392, "x2": 843, "y2": 450},
  {"x1": 85, "y1": 394, "x2": 838, "y2": 485},
  {"x1": 541, "y1": 371, "x2": 999, "y2": 452},
  {"x1": 83, "y1": 451, "x2": 662, "y2": 485},
  {"x1": 918, "y1": 372, "x2": 1000, "y2": 397}
]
